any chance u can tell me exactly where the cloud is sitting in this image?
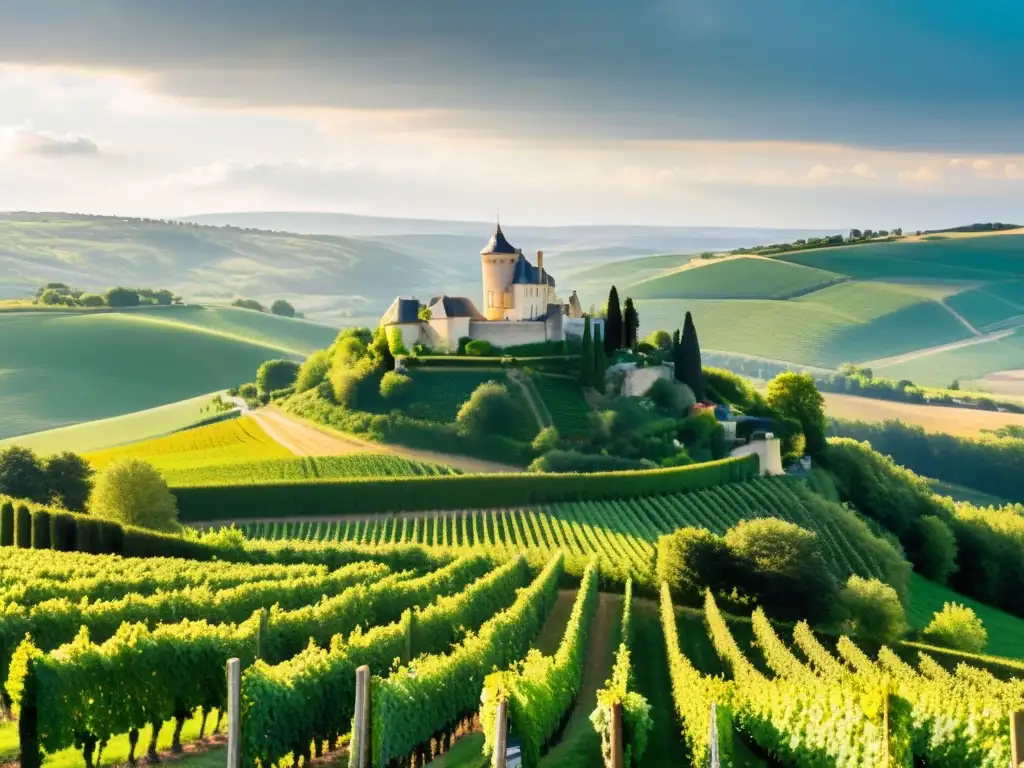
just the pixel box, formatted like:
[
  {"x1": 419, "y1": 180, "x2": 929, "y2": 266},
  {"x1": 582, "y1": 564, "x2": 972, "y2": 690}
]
[
  {"x1": 806, "y1": 162, "x2": 878, "y2": 182},
  {"x1": 972, "y1": 158, "x2": 992, "y2": 171},
  {"x1": 1, "y1": 124, "x2": 101, "y2": 156},
  {"x1": 898, "y1": 166, "x2": 937, "y2": 182},
  {"x1": 0, "y1": 2, "x2": 1023, "y2": 152}
]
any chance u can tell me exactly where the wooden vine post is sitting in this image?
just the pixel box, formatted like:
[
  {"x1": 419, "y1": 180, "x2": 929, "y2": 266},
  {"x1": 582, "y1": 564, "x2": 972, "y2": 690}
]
[
  {"x1": 609, "y1": 701, "x2": 624, "y2": 768},
  {"x1": 351, "y1": 665, "x2": 371, "y2": 768},
  {"x1": 1011, "y1": 709, "x2": 1023, "y2": 768},
  {"x1": 492, "y1": 698, "x2": 508, "y2": 768},
  {"x1": 226, "y1": 658, "x2": 241, "y2": 768}
]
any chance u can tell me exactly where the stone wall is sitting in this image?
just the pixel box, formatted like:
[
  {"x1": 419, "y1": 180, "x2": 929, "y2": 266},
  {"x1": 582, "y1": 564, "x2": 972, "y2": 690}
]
[
  {"x1": 467, "y1": 320, "x2": 548, "y2": 347},
  {"x1": 622, "y1": 363, "x2": 672, "y2": 397},
  {"x1": 730, "y1": 437, "x2": 783, "y2": 476}
]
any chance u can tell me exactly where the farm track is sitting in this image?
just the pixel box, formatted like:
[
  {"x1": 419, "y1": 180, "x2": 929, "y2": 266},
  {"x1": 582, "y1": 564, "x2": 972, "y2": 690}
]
[
  {"x1": 862, "y1": 327, "x2": 1016, "y2": 368},
  {"x1": 250, "y1": 407, "x2": 524, "y2": 475}
]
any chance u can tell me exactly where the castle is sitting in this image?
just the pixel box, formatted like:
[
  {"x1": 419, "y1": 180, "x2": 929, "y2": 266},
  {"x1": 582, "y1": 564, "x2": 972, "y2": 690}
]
[{"x1": 381, "y1": 223, "x2": 592, "y2": 352}]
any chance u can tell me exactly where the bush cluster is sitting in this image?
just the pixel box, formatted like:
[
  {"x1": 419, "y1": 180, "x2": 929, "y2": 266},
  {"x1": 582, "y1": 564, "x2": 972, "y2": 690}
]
[{"x1": 0, "y1": 447, "x2": 93, "y2": 511}]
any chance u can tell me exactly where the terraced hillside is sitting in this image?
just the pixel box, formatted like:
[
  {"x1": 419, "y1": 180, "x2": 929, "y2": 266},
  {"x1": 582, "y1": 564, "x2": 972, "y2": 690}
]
[
  {"x1": 0, "y1": 307, "x2": 337, "y2": 440},
  {"x1": 626, "y1": 233, "x2": 1024, "y2": 379}
]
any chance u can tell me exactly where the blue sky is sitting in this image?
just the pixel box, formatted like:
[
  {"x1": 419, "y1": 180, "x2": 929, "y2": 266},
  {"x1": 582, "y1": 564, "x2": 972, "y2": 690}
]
[{"x1": 1, "y1": 1, "x2": 1022, "y2": 227}]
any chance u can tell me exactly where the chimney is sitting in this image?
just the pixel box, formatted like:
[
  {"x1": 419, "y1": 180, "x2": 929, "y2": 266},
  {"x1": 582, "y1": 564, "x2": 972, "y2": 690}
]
[{"x1": 536, "y1": 250, "x2": 544, "y2": 274}]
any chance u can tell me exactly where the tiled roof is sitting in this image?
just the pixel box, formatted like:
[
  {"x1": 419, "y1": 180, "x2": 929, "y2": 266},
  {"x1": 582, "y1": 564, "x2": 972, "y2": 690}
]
[
  {"x1": 480, "y1": 223, "x2": 518, "y2": 255},
  {"x1": 511, "y1": 253, "x2": 556, "y2": 287},
  {"x1": 428, "y1": 295, "x2": 485, "y2": 319}
]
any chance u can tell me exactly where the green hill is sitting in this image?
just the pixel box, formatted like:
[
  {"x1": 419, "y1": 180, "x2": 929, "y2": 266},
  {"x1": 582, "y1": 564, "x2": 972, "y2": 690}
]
[
  {"x1": 0, "y1": 307, "x2": 337, "y2": 440},
  {"x1": 629, "y1": 257, "x2": 843, "y2": 300},
  {"x1": 624, "y1": 234, "x2": 1024, "y2": 377}
]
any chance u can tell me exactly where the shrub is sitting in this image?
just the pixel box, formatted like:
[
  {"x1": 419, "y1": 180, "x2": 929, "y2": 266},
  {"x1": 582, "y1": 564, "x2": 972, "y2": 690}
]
[
  {"x1": 0, "y1": 446, "x2": 47, "y2": 503},
  {"x1": 88, "y1": 458, "x2": 180, "y2": 532},
  {"x1": 907, "y1": 515, "x2": 958, "y2": 584},
  {"x1": 379, "y1": 371, "x2": 412, "y2": 400},
  {"x1": 921, "y1": 603, "x2": 987, "y2": 653},
  {"x1": 334, "y1": 336, "x2": 367, "y2": 367},
  {"x1": 657, "y1": 527, "x2": 732, "y2": 602},
  {"x1": 723, "y1": 517, "x2": 838, "y2": 622},
  {"x1": 14, "y1": 504, "x2": 31, "y2": 548},
  {"x1": 645, "y1": 330, "x2": 673, "y2": 350},
  {"x1": 238, "y1": 382, "x2": 259, "y2": 399},
  {"x1": 455, "y1": 381, "x2": 524, "y2": 438},
  {"x1": 0, "y1": 501, "x2": 13, "y2": 546},
  {"x1": 231, "y1": 297, "x2": 265, "y2": 312},
  {"x1": 531, "y1": 426, "x2": 562, "y2": 454},
  {"x1": 387, "y1": 326, "x2": 409, "y2": 356},
  {"x1": 105, "y1": 286, "x2": 141, "y2": 307},
  {"x1": 79, "y1": 293, "x2": 105, "y2": 307},
  {"x1": 49, "y1": 510, "x2": 77, "y2": 551},
  {"x1": 838, "y1": 575, "x2": 907, "y2": 646},
  {"x1": 295, "y1": 349, "x2": 332, "y2": 393},
  {"x1": 464, "y1": 339, "x2": 496, "y2": 357},
  {"x1": 257, "y1": 359, "x2": 301, "y2": 394},
  {"x1": 765, "y1": 372, "x2": 827, "y2": 458},
  {"x1": 528, "y1": 450, "x2": 650, "y2": 474},
  {"x1": 457, "y1": 336, "x2": 473, "y2": 355},
  {"x1": 30, "y1": 508, "x2": 51, "y2": 549},
  {"x1": 645, "y1": 378, "x2": 689, "y2": 417}
]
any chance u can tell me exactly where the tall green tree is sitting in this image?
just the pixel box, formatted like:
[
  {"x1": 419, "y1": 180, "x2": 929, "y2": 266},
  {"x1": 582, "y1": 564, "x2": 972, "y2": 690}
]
[
  {"x1": 44, "y1": 452, "x2": 94, "y2": 511},
  {"x1": 672, "y1": 328, "x2": 681, "y2": 350},
  {"x1": 580, "y1": 315, "x2": 595, "y2": 387},
  {"x1": 604, "y1": 286, "x2": 622, "y2": 355},
  {"x1": 623, "y1": 297, "x2": 639, "y2": 349},
  {"x1": 678, "y1": 311, "x2": 704, "y2": 400},
  {"x1": 766, "y1": 372, "x2": 827, "y2": 458},
  {"x1": 0, "y1": 446, "x2": 47, "y2": 503},
  {"x1": 593, "y1": 324, "x2": 607, "y2": 393}
]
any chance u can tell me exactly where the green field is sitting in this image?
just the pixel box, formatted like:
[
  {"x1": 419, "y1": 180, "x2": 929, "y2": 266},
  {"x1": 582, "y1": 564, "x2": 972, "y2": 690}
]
[
  {"x1": 874, "y1": 326, "x2": 1024, "y2": 386},
  {"x1": 164, "y1": 453, "x2": 458, "y2": 487},
  {"x1": 84, "y1": 417, "x2": 291, "y2": 470},
  {"x1": 907, "y1": 572, "x2": 1022, "y2": 659},
  {"x1": 630, "y1": 257, "x2": 842, "y2": 300},
  {"x1": 530, "y1": 373, "x2": 593, "y2": 437},
  {"x1": 0, "y1": 391, "x2": 232, "y2": 454},
  {"x1": 0, "y1": 308, "x2": 335, "y2": 440},
  {"x1": 943, "y1": 279, "x2": 1024, "y2": 331}
]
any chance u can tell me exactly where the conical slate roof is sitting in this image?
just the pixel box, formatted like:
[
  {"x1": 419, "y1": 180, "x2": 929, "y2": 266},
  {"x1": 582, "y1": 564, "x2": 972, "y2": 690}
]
[{"x1": 480, "y1": 223, "x2": 518, "y2": 255}]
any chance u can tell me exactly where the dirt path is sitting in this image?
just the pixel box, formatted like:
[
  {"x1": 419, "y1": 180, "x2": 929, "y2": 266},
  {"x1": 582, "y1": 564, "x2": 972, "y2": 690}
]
[
  {"x1": 538, "y1": 592, "x2": 623, "y2": 767},
  {"x1": 939, "y1": 301, "x2": 982, "y2": 336},
  {"x1": 250, "y1": 407, "x2": 524, "y2": 475},
  {"x1": 861, "y1": 328, "x2": 1016, "y2": 369}
]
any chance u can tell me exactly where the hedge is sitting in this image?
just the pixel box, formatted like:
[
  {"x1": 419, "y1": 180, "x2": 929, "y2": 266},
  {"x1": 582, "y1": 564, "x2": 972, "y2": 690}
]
[
  {"x1": 14, "y1": 505, "x2": 31, "y2": 549},
  {"x1": 29, "y1": 509, "x2": 50, "y2": 550},
  {"x1": 0, "y1": 502, "x2": 13, "y2": 547},
  {"x1": 173, "y1": 453, "x2": 760, "y2": 522},
  {"x1": 406, "y1": 355, "x2": 578, "y2": 372}
]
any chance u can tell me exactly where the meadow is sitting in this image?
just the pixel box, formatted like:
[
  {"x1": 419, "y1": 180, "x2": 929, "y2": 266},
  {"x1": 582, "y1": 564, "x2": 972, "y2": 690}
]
[
  {"x1": 629, "y1": 257, "x2": 842, "y2": 300},
  {"x1": 821, "y1": 391, "x2": 1024, "y2": 437},
  {"x1": 875, "y1": 326, "x2": 1024, "y2": 387},
  {"x1": 0, "y1": 308, "x2": 336, "y2": 440},
  {"x1": 529, "y1": 373, "x2": 593, "y2": 437}
]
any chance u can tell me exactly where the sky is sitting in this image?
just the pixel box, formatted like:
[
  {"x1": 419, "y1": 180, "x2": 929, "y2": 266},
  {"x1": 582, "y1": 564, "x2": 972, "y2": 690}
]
[{"x1": 1, "y1": 1, "x2": 1024, "y2": 229}]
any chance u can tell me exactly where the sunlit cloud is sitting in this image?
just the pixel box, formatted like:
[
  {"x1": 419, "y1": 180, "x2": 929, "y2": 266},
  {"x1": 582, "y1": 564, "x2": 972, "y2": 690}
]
[{"x1": 0, "y1": 123, "x2": 102, "y2": 157}]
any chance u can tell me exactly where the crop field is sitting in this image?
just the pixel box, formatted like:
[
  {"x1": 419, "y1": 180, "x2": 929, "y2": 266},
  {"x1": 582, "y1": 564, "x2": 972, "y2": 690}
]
[
  {"x1": 629, "y1": 257, "x2": 842, "y2": 300},
  {"x1": 776, "y1": 234, "x2": 1024, "y2": 281},
  {"x1": 530, "y1": 374, "x2": 592, "y2": 437},
  {"x1": 944, "y1": 279, "x2": 1024, "y2": 330},
  {"x1": 225, "y1": 477, "x2": 900, "y2": 589},
  {"x1": 637, "y1": 294, "x2": 969, "y2": 369},
  {"x1": 874, "y1": 326, "x2": 1024, "y2": 387},
  {"x1": 85, "y1": 417, "x2": 291, "y2": 471},
  {"x1": 0, "y1": 312, "x2": 304, "y2": 440},
  {"x1": 0, "y1": 391, "x2": 233, "y2": 454},
  {"x1": 164, "y1": 453, "x2": 458, "y2": 488},
  {"x1": 821, "y1": 392, "x2": 1024, "y2": 437}
]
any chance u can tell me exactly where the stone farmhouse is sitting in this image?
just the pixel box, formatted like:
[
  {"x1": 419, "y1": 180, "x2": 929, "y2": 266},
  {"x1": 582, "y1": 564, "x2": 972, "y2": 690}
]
[{"x1": 381, "y1": 223, "x2": 595, "y2": 352}]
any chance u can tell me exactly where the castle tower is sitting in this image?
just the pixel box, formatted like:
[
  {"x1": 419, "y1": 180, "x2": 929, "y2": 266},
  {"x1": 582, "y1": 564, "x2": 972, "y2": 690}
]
[{"x1": 480, "y1": 222, "x2": 519, "y2": 321}]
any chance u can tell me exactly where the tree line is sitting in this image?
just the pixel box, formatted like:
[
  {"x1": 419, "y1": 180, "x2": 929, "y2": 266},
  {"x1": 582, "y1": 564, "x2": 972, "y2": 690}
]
[
  {"x1": 35, "y1": 283, "x2": 180, "y2": 308},
  {"x1": 231, "y1": 297, "x2": 299, "y2": 318}
]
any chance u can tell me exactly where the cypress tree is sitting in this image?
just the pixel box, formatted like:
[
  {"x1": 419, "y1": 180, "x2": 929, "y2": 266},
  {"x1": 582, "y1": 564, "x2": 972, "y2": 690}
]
[
  {"x1": 672, "y1": 328, "x2": 681, "y2": 349},
  {"x1": 679, "y1": 311, "x2": 704, "y2": 400},
  {"x1": 580, "y1": 316, "x2": 594, "y2": 387},
  {"x1": 623, "y1": 298, "x2": 639, "y2": 349},
  {"x1": 593, "y1": 324, "x2": 607, "y2": 393},
  {"x1": 605, "y1": 286, "x2": 623, "y2": 355}
]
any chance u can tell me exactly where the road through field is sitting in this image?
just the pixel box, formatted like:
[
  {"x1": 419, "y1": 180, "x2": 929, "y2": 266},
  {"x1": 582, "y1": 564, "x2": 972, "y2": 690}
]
[
  {"x1": 861, "y1": 327, "x2": 1015, "y2": 368},
  {"x1": 249, "y1": 407, "x2": 523, "y2": 475}
]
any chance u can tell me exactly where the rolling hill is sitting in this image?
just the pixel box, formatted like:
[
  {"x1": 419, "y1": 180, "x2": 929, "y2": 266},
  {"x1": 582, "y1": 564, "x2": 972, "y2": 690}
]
[
  {"x1": 0, "y1": 306, "x2": 338, "y2": 440},
  {"x1": 621, "y1": 233, "x2": 1024, "y2": 384}
]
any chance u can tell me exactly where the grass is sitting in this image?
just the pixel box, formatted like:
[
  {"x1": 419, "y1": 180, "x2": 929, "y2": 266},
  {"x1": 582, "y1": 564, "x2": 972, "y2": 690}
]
[
  {"x1": 530, "y1": 374, "x2": 593, "y2": 437},
  {"x1": 0, "y1": 709, "x2": 224, "y2": 767},
  {"x1": 944, "y1": 280, "x2": 1024, "y2": 330},
  {"x1": 163, "y1": 453, "x2": 458, "y2": 487},
  {"x1": 85, "y1": 417, "x2": 291, "y2": 471},
  {"x1": 0, "y1": 391, "x2": 232, "y2": 454},
  {"x1": 927, "y1": 479, "x2": 1009, "y2": 507},
  {"x1": 907, "y1": 572, "x2": 1024, "y2": 659},
  {"x1": 821, "y1": 391, "x2": 1024, "y2": 438},
  {"x1": 629, "y1": 257, "x2": 842, "y2": 300},
  {"x1": 0, "y1": 311, "x2": 311, "y2": 440},
  {"x1": 874, "y1": 326, "x2": 1024, "y2": 387},
  {"x1": 404, "y1": 370, "x2": 508, "y2": 423}
]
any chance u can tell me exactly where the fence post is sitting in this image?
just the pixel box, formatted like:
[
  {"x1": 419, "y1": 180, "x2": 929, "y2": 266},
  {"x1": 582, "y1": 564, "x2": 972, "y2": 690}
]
[
  {"x1": 609, "y1": 702, "x2": 624, "y2": 768},
  {"x1": 492, "y1": 698, "x2": 508, "y2": 768},
  {"x1": 226, "y1": 658, "x2": 241, "y2": 768},
  {"x1": 352, "y1": 665, "x2": 371, "y2": 768},
  {"x1": 1011, "y1": 710, "x2": 1023, "y2": 768}
]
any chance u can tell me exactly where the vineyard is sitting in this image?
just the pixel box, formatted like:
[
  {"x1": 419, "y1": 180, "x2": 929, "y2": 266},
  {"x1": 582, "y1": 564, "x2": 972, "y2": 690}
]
[
  {"x1": 629, "y1": 257, "x2": 842, "y2": 300},
  {"x1": 216, "y1": 477, "x2": 904, "y2": 590}
]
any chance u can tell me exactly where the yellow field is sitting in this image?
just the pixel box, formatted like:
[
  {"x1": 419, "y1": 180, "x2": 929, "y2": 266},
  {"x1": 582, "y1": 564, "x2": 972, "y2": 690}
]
[
  {"x1": 84, "y1": 417, "x2": 291, "y2": 471},
  {"x1": 822, "y1": 392, "x2": 1024, "y2": 437}
]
